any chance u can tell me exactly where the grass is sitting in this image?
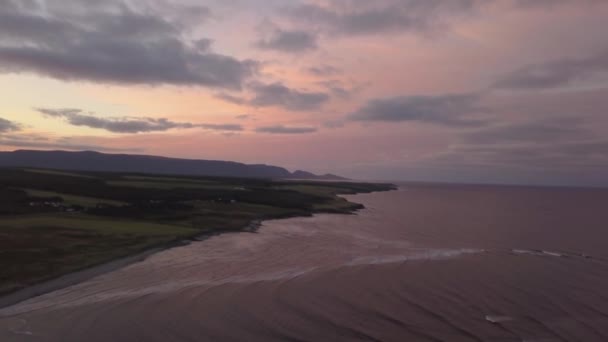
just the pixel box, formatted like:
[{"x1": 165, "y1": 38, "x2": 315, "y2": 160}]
[
  {"x1": 0, "y1": 213, "x2": 198, "y2": 294},
  {"x1": 0, "y1": 168, "x2": 395, "y2": 296},
  {"x1": 0, "y1": 214, "x2": 195, "y2": 236},
  {"x1": 107, "y1": 180, "x2": 241, "y2": 191},
  {"x1": 123, "y1": 175, "x2": 217, "y2": 184},
  {"x1": 278, "y1": 184, "x2": 347, "y2": 196},
  {"x1": 23, "y1": 188, "x2": 126, "y2": 208},
  {"x1": 24, "y1": 168, "x2": 97, "y2": 179}
]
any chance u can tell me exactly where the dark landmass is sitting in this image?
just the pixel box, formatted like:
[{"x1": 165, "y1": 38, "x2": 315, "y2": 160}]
[
  {"x1": 0, "y1": 150, "x2": 348, "y2": 180},
  {"x1": 292, "y1": 170, "x2": 349, "y2": 181},
  {"x1": 0, "y1": 167, "x2": 395, "y2": 296}
]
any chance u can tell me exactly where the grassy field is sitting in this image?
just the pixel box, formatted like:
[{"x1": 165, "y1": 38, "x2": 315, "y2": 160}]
[
  {"x1": 0, "y1": 168, "x2": 395, "y2": 295},
  {"x1": 22, "y1": 189, "x2": 126, "y2": 208}
]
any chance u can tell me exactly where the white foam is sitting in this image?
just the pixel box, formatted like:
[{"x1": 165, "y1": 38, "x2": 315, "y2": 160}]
[
  {"x1": 9, "y1": 319, "x2": 33, "y2": 336},
  {"x1": 0, "y1": 266, "x2": 319, "y2": 316},
  {"x1": 347, "y1": 248, "x2": 484, "y2": 266},
  {"x1": 485, "y1": 315, "x2": 514, "y2": 323},
  {"x1": 512, "y1": 249, "x2": 566, "y2": 258}
]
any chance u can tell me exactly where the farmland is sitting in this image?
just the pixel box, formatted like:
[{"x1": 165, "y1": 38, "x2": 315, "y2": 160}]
[{"x1": 0, "y1": 168, "x2": 395, "y2": 294}]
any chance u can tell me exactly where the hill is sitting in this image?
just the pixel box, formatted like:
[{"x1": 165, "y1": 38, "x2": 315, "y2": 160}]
[{"x1": 0, "y1": 150, "x2": 347, "y2": 180}]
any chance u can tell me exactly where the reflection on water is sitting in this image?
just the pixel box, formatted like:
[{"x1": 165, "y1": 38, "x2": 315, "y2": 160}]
[{"x1": 2, "y1": 185, "x2": 608, "y2": 341}]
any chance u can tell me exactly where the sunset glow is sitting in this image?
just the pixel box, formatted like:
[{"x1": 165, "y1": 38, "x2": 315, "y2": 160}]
[{"x1": 2, "y1": 0, "x2": 608, "y2": 185}]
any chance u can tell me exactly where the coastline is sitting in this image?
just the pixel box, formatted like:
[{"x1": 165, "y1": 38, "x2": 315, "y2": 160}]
[{"x1": 0, "y1": 189, "x2": 393, "y2": 310}]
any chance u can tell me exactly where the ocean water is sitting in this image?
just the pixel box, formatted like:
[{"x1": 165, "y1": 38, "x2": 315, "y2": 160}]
[{"x1": 1, "y1": 184, "x2": 608, "y2": 341}]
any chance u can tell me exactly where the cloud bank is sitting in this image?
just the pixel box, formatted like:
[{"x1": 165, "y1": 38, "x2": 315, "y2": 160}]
[
  {"x1": 495, "y1": 49, "x2": 608, "y2": 89},
  {"x1": 37, "y1": 108, "x2": 243, "y2": 133},
  {"x1": 217, "y1": 82, "x2": 330, "y2": 111},
  {"x1": 255, "y1": 125, "x2": 317, "y2": 134},
  {"x1": 0, "y1": 117, "x2": 21, "y2": 132},
  {"x1": 0, "y1": 0, "x2": 258, "y2": 89},
  {"x1": 256, "y1": 29, "x2": 318, "y2": 53},
  {"x1": 350, "y1": 93, "x2": 486, "y2": 126}
]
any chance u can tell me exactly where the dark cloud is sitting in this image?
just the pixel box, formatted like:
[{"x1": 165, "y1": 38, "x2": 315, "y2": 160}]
[
  {"x1": 513, "y1": 0, "x2": 602, "y2": 9},
  {"x1": 495, "y1": 49, "x2": 608, "y2": 89},
  {"x1": 249, "y1": 82, "x2": 330, "y2": 111},
  {"x1": 284, "y1": 0, "x2": 602, "y2": 37},
  {"x1": 235, "y1": 114, "x2": 251, "y2": 120},
  {"x1": 0, "y1": 117, "x2": 21, "y2": 132},
  {"x1": 306, "y1": 65, "x2": 342, "y2": 76},
  {"x1": 424, "y1": 114, "x2": 608, "y2": 185},
  {"x1": 318, "y1": 79, "x2": 366, "y2": 99},
  {"x1": 215, "y1": 92, "x2": 247, "y2": 105},
  {"x1": 0, "y1": 134, "x2": 141, "y2": 152},
  {"x1": 255, "y1": 125, "x2": 317, "y2": 134},
  {"x1": 37, "y1": 108, "x2": 243, "y2": 133},
  {"x1": 215, "y1": 82, "x2": 329, "y2": 111},
  {"x1": 0, "y1": 0, "x2": 258, "y2": 89},
  {"x1": 323, "y1": 119, "x2": 346, "y2": 129},
  {"x1": 465, "y1": 117, "x2": 590, "y2": 144},
  {"x1": 199, "y1": 123, "x2": 243, "y2": 131},
  {"x1": 193, "y1": 38, "x2": 214, "y2": 53},
  {"x1": 285, "y1": 0, "x2": 481, "y2": 36},
  {"x1": 256, "y1": 29, "x2": 318, "y2": 53},
  {"x1": 442, "y1": 139, "x2": 608, "y2": 171},
  {"x1": 350, "y1": 93, "x2": 486, "y2": 126}
]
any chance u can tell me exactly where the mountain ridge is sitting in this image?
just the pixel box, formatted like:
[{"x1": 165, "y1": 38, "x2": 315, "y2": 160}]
[{"x1": 0, "y1": 150, "x2": 348, "y2": 180}]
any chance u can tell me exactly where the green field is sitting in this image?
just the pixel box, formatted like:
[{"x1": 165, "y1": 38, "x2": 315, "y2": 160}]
[
  {"x1": 0, "y1": 168, "x2": 395, "y2": 295},
  {"x1": 23, "y1": 189, "x2": 126, "y2": 208},
  {"x1": 107, "y1": 180, "x2": 241, "y2": 191}
]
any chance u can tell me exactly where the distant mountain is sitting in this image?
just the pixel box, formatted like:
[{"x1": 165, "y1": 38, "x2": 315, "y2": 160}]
[
  {"x1": 0, "y1": 150, "x2": 348, "y2": 180},
  {"x1": 292, "y1": 170, "x2": 348, "y2": 181}
]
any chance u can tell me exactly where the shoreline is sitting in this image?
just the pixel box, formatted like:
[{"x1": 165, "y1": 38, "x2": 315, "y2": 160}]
[
  {"x1": 0, "y1": 221, "x2": 264, "y2": 310},
  {"x1": 0, "y1": 190, "x2": 391, "y2": 310}
]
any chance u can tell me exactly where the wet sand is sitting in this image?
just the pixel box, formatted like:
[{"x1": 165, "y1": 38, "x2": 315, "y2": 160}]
[{"x1": 1, "y1": 185, "x2": 608, "y2": 341}]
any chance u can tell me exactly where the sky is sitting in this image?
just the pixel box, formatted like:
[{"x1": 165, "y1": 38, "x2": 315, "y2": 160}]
[{"x1": 1, "y1": 0, "x2": 608, "y2": 186}]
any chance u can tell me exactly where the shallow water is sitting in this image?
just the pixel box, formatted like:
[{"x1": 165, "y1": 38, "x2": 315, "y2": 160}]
[{"x1": 2, "y1": 184, "x2": 608, "y2": 341}]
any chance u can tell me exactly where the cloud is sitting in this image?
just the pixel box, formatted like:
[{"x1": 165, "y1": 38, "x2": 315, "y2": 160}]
[
  {"x1": 199, "y1": 123, "x2": 243, "y2": 131},
  {"x1": 323, "y1": 119, "x2": 346, "y2": 129},
  {"x1": 285, "y1": 0, "x2": 481, "y2": 36},
  {"x1": 495, "y1": 49, "x2": 608, "y2": 89},
  {"x1": 215, "y1": 82, "x2": 329, "y2": 111},
  {"x1": 255, "y1": 125, "x2": 317, "y2": 134},
  {"x1": 441, "y1": 139, "x2": 608, "y2": 171},
  {"x1": 465, "y1": 117, "x2": 590, "y2": 144},
  {"x1": 215, "y1": 92, "x2": 247, "y2": 105},
  {"x1": 318, "y1": 79, "x2": 366, "y2": 99},
  {"x1": 249, "y1": 82, "x2": 330, "y2": 111},
  {"x1": 284, "y1": 0, "x2": 603, "y2": 38},
  {"x1": 425, "y1": 115, "x2": 608, "y2": 183},
  {"x1": 349, "y1": 93, "x2": 486, "y2": 126},
  {"x1": 0, "y1": 0, "x2": 258, "y2": 89},
  {"x1": 0, "y1": 117, "x2": 21, "y2": 132},
  {"x1": 256, "y1": 29, "x2": 318, "y2": 53},
  {"x1": 513, "y1": 0, "x2": 602, "y2": 9},
  {"x1": 306, "y1": 65, "x2": 342, "y2": 76},
  {"x1": 37, "y1": 108, "x2": 243, "y2": 133},
  {"x1": 0, "y1": 134, "x2": 141, "y2": 153}
]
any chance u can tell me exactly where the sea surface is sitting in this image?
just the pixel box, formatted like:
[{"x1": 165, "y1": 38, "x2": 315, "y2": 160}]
[{"x1": 2, "y1": 184, "x2": 608, "y2": 341}]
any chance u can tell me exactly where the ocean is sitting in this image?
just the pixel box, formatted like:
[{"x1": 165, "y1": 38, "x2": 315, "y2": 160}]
[{"x1": 2, "y1": 184, "x2": 608, "y2": 341}]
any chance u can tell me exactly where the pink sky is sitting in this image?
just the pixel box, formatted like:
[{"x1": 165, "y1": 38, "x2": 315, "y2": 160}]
[{"x1": 1, "y1": 0, "x2": 608, "y2": 186}]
